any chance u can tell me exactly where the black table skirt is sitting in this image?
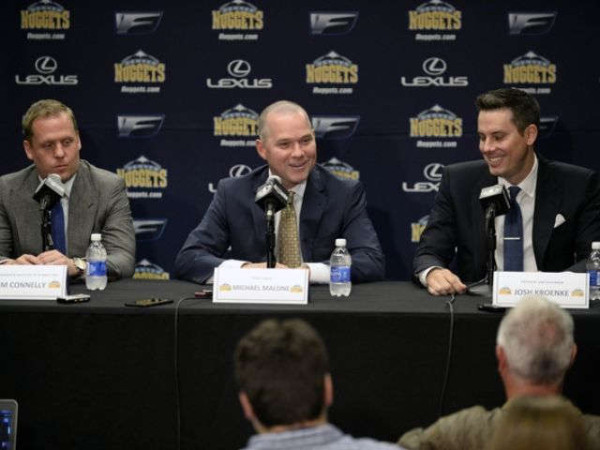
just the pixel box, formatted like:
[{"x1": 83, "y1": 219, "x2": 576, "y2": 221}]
[{"x1": 1, "y1": 280, "x2": 599, "y2": 449}]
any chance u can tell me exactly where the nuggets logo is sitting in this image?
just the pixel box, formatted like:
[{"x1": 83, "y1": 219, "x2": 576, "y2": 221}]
[
  {"x1": 306, "y1": 51, "x2": 358, "y2": 85},
  {"x1": 117, "y1": 156, "x2": 167, "y2": 199},
  {"x1": 214, "y1": 104, "x2": 258, "y2": 136},
  {"x1": 114, "y1": 50, "x2": 165, "y2": 94},
  {"x1": 408, "y1": 0, "x2": 461, "y2": 39},
  {"x1": 411, "y1": 215, "x2": 429, "y2": 243},
  {"x1": 571, "y1": 289, "x2": 584, "y2": 298},
  {"x1": 212, "y1": 0, "x2": 263, "y2": 30},
  {"x1": 499, "y1": 287, "x2": 512, "y2": 295},
  {"x1": 503, "y1": 51, "x2": 557, "y2": 85},
  {"x1": 48, "y1": 281, "x2": 61, "y2": 289},
  {"x1": 410, "y1": 105, "x2": 462, "y2": 141},
  {"x1": 322, "y1": 158, "x2": 360, "y2": 180},
  {"x1": 21, "y1": 1, "x2": 70, "y2": 31},
  {"x1": 133, "y1": 259, "x2": 170, "y2": 280}
]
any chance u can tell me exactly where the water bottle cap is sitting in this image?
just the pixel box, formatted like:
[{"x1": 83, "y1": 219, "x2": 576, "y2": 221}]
[
  {"x1": 335, "y1": 238, "x2": 346, "y2": 247},
  {"x1": 91, "y1": 233, "x2": 102, "y2": 241},
  {"x1": 593, "y1": 242, "x2": 600, "y2": 250}
]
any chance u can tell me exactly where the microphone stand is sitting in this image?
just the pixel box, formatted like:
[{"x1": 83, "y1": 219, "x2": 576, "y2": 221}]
[
  {"x1": 467, "y1": 205, "x2": 496, "y2": 297},
  {"x1": 41, "y1": 206, "x2": 55, "y2": 252},
  {"x1": 265, "y1": 205, "x2": 276, "y2": 268}
]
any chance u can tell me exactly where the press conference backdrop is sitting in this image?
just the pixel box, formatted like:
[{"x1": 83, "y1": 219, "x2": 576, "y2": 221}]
[{"x1": 2, "y1": 1, "x2": 600, "y2": 281}]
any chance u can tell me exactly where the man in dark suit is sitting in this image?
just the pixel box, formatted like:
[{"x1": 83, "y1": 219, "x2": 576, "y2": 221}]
[
  {"x1": 0, "y1": 99, "x2": 135, "y2": 279},
  {"x1": 174, "y1": 100, "x2": 384, "y2": 284},
  {"x1": 414, "y1": 88, "x2": 600, "y2": 296}
]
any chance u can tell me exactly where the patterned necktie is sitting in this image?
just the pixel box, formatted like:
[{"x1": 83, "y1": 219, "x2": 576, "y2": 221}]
[
  {"x1": 504, "y1": 186, "x2": 523, "y2": 271},
  {"x1": 277, "y1": 192, "x2": 302, "y2": 268},
  {"x1": 51, "y1": 200, "x2": 67, "y2": 254}
]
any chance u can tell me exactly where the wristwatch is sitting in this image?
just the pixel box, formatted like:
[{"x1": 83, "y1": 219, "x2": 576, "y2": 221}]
[{"x1": 72, "y1": 257, "x2": 86, "y2": 276}]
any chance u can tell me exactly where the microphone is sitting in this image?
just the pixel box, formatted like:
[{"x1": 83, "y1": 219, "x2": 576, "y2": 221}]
[
  {"x1": 255, "y1": 175, "x2": 289, "y2": 216},
  {"x1": 479, "y1": 184, "x2": 510, "y2": 217},
  {"x1": 33, "y1": 174, "x2": 65, "y2": 210}
]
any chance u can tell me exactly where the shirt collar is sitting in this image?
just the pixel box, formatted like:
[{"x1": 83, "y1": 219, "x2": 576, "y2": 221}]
[{"x1": 498, "y1": 153, "x2": 538, "y2": 199}]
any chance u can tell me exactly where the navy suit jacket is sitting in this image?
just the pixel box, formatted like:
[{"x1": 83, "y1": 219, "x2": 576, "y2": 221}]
[
  {"x1": 414, "y1": 156, "x2": 600, "y2": 283},
  {"x1": 174, "y1": 165, "x2": 385, "y2": 284}
]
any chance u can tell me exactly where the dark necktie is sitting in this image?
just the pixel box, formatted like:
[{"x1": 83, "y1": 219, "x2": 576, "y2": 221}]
[
  {"x1": 277, "y1": 192, "x2": 302, "y2": 268},
  {"x1": 504, "y1": 186, "x2": 523, "y2": 271},
  {"x1": 51, "y1": 200, "x2": 66, "y2": 254}
]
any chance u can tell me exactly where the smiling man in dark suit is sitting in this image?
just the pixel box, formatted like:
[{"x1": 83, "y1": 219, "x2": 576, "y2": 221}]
[
  {"x1": 414, "y1": 88, "x2": 600, "y2": 296},
  {"x1": 0, "y1": 99, "x2": 135, "y2": 279},
  {"x1": 174, "y1": 100, "x2": 384, "y2": 284}
]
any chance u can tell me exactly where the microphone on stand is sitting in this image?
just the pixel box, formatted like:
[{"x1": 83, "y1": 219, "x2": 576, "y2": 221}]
[
  {"x1": 33, "y1": 174, "x2": 65, "y2": 211},
  {"x1": 468, "y1": 184, "x2": 510, "y2": 296},
  {"x1": 255, "y1": 176, "x2": 290, "y2": 268},
  {"x1": 33, "y1": 174, "x2": 65, "y2": 251}
]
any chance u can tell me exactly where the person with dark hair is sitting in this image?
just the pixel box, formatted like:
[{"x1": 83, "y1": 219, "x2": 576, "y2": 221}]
[
  {"x1": 487, "y1": 395, "x2": 588, "y2": 450},
  {"x1": 174, "y1": 100, "x2": 384, "y2": 285},
  {"x1": 235, "y1": 318, "x2": 401, "y2": 449},
  {"x1": 0, "y1": 99, "x2": 135, "y2": 279},
  {"x1": 414, "y1": 88, "x2": 600, "y2": 296},
  {"x1": 398, "y1": 296, "x2": 600, "y2": 449}
]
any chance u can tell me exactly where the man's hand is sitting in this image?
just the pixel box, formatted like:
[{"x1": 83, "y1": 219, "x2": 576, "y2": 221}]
[
  {"x1": 37, "y1": 250, "x2": 79, "y2": 277},
  {"x1": 426, "y1": 268, "x2": 467, "y2": 296},
  {"x1": 11, "y1": 254, "x2": 42, "y2": 265}
]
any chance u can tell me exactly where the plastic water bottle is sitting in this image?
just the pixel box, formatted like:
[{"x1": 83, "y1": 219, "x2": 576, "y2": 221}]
[
  {"x1": 330, "y1": 238, "x2": 352, "y2": 297},
  {"x1": 588, "y1": 242, "x2": 600, "y2": 300},
  {"x1": 86, "y1": 233, "x2": 107, "y2": 291}
]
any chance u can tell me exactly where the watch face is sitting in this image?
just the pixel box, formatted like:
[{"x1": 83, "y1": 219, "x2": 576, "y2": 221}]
[{"x1": 74, "y1": 258, "x2": 86, "y2": 271}]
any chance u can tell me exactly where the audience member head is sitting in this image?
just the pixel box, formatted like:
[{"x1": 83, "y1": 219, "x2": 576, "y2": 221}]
[
  {"x1": 475, "y1": 88, "x2": 540, "y2": 133},
  {"x1": 496, "y1": 296, "x2": 576, "y2": 395},
  {"x1": 488, "y1": 395, "x2": 587, "y2": 450},
  {"x1": 234, "y1": 318, "x2": 331, "y2": 432}
]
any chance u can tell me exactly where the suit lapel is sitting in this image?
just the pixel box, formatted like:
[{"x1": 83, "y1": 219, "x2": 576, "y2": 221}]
[
  {"x1": 474, "y1": 169, "x2": 498, "y2": 273},
  {"x1": 299, "y1": 167, "x2": 326, "y2": 261},
  {"x1": 67, "y1": 163, "x2": 97, "y2": 256},
  {"x1": 13, "y1": 169, "x2": 45, "y2": 253},
  {"x1": 532, "y1": 158, "x2": 559, "y2": 268},
  {"x1": 250, "y1": 168, "x2": 269, "y2": 248}
]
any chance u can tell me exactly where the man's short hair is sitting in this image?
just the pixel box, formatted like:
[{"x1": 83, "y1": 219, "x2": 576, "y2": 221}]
[
  {"x1": 497, "y1": 296, "x2": 574, "y2": 385},
  {"x1": 257, "y1": 100, "x2": 312, "y2": 140},
  {"x1": 234, "y1": 318, "x2": 330, "y2": 427},
  {"x1": 475, "y1": 88, "x2": 540, "y2": 133},
  {"x1": 22, "y1": 99, "x2": 78, "y2": 142}
]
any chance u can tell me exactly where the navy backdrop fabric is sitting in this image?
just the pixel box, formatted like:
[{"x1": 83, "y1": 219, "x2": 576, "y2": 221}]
[{"x1": 2, "y1": 0, "x2": 599, "y2": 280}]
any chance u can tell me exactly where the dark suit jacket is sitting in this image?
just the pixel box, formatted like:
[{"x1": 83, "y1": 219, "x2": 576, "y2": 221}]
[
  {"x1": 414, "y1": 156, "x2": 600, "y2": 283},
  {"x1": 0, "y1": 160, "x2": 136, "y2": 279},
  {"x1": 174, "y1": 165, "x2": 385, "y2": 284}
]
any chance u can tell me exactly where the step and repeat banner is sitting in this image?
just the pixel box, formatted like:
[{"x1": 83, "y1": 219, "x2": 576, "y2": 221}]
[{"x1": 2, "y1": 0, "x2": 600, "y2": 280}]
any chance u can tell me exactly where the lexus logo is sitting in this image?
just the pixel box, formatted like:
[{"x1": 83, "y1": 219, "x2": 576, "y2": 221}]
[
  {"x1": 227, "y1": 60, "x2": 251, "y2": 78},
  {"x1": 35, "y1": 56, "x2": 58, "y2": 74},
  {"x1": 422, "y1": 57, "x2": 447, "y2": 76},
  {"x1": 229, "y1": 164, "x2": 252, "y2": 178},
  {"x1": 423, "y1": 163, "x2": 444, "y2": 181}
]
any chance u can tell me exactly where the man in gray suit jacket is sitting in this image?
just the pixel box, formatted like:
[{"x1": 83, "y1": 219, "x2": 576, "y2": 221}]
[
  {"x1": 174, "y1": 100, "x2": 384, "y2": 284},
  {"x1": 0, "y1": 99, "x2": 135, "y2": 279}
]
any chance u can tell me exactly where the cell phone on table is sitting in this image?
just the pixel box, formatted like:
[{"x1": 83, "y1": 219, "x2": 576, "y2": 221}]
[
  {"x1": 477, "y1": 302, "x2": 506, "y2": 312},
  {"x1": 125, "y1": 298, "x2": 174, "y2": 307},
  {"x1": 57, "y1": 293, "x2": 91, "y2": 304}
]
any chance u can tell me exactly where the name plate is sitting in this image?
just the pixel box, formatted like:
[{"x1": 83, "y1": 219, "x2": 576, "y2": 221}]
[
  {"x1": 0, "y1": 265, "x2": 68, "y2": 300},
  {"x1": 213, "y1": 268, "x2": 309, "y2": 305},
  {"x1": 493, "y1": 271, "x2": 589, "y2": 309}
]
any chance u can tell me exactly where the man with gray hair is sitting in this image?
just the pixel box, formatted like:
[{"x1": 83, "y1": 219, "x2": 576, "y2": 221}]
[
  {"x1": 174, "y1": 100, "x2": 384, "y2": 284},
  {"x1": 398, "y1": 296, "x2": 600, "y2": 449}
]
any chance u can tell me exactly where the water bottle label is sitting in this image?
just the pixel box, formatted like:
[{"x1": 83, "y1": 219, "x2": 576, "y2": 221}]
[
  {"x1": 331, "y1": 266, "x2": 351, "y2": 283},
  {"x1": 88, "y1": 261, "x2": 107, "y2": 277},
  {"x1": 590, "y1": 270, "x2": 600, "y2": 287}
]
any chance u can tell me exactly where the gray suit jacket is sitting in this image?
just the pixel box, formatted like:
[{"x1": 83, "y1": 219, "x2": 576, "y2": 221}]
[{"x1": 0, "y1": 160, "x2": 135, "y2": 279}]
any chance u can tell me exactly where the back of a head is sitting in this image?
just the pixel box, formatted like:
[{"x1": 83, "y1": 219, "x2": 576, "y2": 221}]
[
  {"x1": 496, "y1": 296, "x2": 574, "y2": 385},
  {"x1": 488, "y1": 395, "x2": 587, "y2": 450},
  {"x1": 234, "y1": 318, "x2": 329, "y2": 428}
]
